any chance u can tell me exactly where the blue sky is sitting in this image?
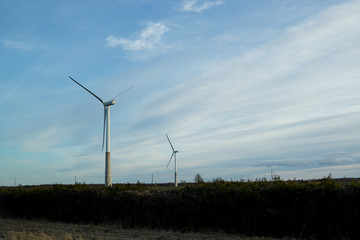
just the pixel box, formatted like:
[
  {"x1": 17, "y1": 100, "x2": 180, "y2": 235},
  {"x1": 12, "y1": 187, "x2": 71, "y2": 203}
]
[{"x1": 0, "y1": 0, "x2": 359, "y2": 186}]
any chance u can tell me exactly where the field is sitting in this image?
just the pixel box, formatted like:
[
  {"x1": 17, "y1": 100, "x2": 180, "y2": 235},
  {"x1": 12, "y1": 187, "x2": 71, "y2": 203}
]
[
  {"x1": 1, "y1": 177, "x2": 360, "y2": 239},
  {"x1": 0, "y1": 218, "x2": 293, "y2": 240}
]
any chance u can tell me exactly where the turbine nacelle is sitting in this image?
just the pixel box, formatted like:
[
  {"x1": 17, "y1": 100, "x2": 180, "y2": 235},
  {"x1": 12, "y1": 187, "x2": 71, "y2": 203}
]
[{"x1": 104, "y1": 100, "x2": 116, "y2": 106}]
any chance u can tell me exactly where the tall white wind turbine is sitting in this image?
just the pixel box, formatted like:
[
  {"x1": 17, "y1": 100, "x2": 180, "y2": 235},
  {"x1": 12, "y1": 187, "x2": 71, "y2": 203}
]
[
  {"x1": 69, "y1": 76, "x2": 132, "y2": 187},
  {"x1": 165, "y1": 134, "x2": 179, "y2": 187}
]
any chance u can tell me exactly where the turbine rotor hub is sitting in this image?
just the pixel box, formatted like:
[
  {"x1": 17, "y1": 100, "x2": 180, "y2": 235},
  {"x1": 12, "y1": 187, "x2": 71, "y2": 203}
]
[{"x1": 104, "y1": 100, "x2": 116, "y2": 106}]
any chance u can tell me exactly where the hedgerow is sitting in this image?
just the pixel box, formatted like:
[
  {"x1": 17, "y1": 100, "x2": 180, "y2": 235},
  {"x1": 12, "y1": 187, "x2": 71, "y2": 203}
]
[{"x1": 1, "y1": 178, "x2": 360, "y2": 239}]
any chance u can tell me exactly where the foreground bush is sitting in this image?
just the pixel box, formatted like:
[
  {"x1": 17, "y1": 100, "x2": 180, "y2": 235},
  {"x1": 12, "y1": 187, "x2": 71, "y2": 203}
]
[{"x1": 1, "y1": 179, "x2": 360, "y2": 239}]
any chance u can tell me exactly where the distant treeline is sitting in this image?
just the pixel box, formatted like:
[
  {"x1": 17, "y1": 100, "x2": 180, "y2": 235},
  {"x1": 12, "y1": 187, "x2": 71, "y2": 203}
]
[{"x1": 1, "y1": 177, "x2": 360, "y2": 239}]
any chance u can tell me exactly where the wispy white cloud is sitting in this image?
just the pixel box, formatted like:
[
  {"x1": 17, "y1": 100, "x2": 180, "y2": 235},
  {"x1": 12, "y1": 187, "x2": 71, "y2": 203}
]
[
  {"x1": 106, "y1": 22, "x2": 169, "y2": 51},
  {"x1": 272, "y1": 162, "x2": 360, "y2": 180},
  {"x1": 180, "y1": 0, "x2": 224, "y2": 13},
  {"x1": 22, "y1": 125, "x2": 72, "y2": 152},
  {"x1": 257, "y1": 152, "x2": 360, "y2": 168},
  {"x1": 1, "y1": 39, "x2": 34, "y2": 50},
  {"x1": 1, "y1": 39, "x2": 53, "y2": 51},
  {"x1": 107, "y1": 0, "x2": 360, "y2": 181}
]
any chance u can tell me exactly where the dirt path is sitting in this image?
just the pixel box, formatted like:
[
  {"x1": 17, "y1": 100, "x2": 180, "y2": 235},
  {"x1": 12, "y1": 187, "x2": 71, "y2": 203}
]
[{"x1": 0, "y1": 218, "x2": 284, "y2": 240}]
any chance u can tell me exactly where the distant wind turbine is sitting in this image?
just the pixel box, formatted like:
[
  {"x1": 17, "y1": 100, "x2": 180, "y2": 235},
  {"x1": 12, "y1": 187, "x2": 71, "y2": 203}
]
[
  {"x1": 69, "y1": 76, "x2": 132, "y2": 187},
  {"x1": 165, "y1": 134, "x2": 179, "y2": 187}
]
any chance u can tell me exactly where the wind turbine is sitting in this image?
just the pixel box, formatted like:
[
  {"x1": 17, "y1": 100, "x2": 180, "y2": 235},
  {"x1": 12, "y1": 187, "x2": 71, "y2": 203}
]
[
  {"x1": 165, "y1": 134, "x2": 179, "y2": 187},
  {"x1": 69, "y1": 76, "x2": 132, "y2": 187}
]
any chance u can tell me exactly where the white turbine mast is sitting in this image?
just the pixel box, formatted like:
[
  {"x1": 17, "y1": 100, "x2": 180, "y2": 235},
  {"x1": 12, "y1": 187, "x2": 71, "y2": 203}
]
[
  {"x1": 165, "y1": 134, "x2": 179, "y2": 187},
  {"x1": 69, "y1": 76, "x2": 132, "y2": 187}
]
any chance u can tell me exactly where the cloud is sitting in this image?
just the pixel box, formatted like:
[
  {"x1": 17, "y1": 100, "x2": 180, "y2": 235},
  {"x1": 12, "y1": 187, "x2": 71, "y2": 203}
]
[
  {"x1": 270, "y1": 162, "x2": 360, "y2": 180},
  {"x1": 107, "y1": 0, "x2": 360, "y2": 180},
  {"x1": 1, "y1": 39, "x2": 35, "y2": 50},
  {"x1": 1, "y1": 39, "x2": 53, "y2": 51},
  {"x1": 180, "y1": 0, "x2": 224, "y2": 12},
  {"x1": 22, "y1": 125, "x2": 70, "y2": 152},
  {"x1": 106, "y1": 22, "x2": 169, "y2": 51},
  {"x1": 257, "y1": 152, "x2": 360, "y2": 168}
]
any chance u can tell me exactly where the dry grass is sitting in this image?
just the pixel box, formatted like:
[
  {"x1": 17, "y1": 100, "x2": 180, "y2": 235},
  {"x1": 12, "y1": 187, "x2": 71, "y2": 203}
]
[{"x1": 0, "y1": 218, "x2": 298, "y2": 240}]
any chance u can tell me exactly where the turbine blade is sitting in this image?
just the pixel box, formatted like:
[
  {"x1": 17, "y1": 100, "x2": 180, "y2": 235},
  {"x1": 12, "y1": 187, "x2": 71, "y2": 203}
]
[
  {"x1": 112, "y1": 86, "x2": 134, "y2": 100},
  {"x1": 166, "y1": 134, "x2": 175, "y2": 151},
  {"x1": 166, "y1": 152, "x2": 175, "y2": 169},
  {"x1": 69, "y1": 76, "x2": 104, "y2": 104},
  {"x1": 102, "y1": 107, "x2": 107, "y2": 151}
]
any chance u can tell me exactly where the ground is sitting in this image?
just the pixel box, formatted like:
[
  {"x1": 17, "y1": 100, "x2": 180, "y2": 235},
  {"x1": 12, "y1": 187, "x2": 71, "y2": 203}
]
[{"x1": 0, "y1": 218, "x2": 295, "y2": 240}]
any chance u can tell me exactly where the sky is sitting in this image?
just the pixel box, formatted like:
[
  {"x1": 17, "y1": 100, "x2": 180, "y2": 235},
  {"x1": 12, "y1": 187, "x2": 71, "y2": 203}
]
[{"x1": 0, "y1": 0, "x2": 359, "y2": 186}]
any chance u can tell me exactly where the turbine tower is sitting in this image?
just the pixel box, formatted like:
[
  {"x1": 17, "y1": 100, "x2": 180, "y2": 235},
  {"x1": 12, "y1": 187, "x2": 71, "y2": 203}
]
[
  {"x1": 165, "y1": 134, "x2": 179, "y2": 187},
  {"x1": 69, "y1": 76, "x2": 132, "y2": 187}
]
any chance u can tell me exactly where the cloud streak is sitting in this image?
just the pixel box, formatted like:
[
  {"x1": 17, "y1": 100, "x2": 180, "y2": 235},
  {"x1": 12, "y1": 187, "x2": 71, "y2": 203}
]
[
  {"x1": 257, "y1": 152, "x2": 360, "y2": 168},
  {"x1": 1, "y1": 39, "x2": 34, "y2": 50},
  {"x1": 106, "y1": 22, "x2": 169, "y2": 51},
  {"x1": 180, "y1": 0, "x2": 224, "y2": 12}
]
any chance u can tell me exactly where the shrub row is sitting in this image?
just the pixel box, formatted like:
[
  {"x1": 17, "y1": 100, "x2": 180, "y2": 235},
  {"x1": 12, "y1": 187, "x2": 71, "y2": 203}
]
[{"x1": 1, "y1": 179, "x2": 360, "y2": 239}]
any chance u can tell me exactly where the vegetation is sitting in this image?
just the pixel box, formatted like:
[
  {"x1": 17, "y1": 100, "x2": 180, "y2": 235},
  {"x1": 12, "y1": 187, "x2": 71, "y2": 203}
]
[
  {"x1": 194, "y1": 173, "x2": 204, "y2": 183},
  {"x1": 1, "y1": 177, "x2": 360, "y2": 239}
]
